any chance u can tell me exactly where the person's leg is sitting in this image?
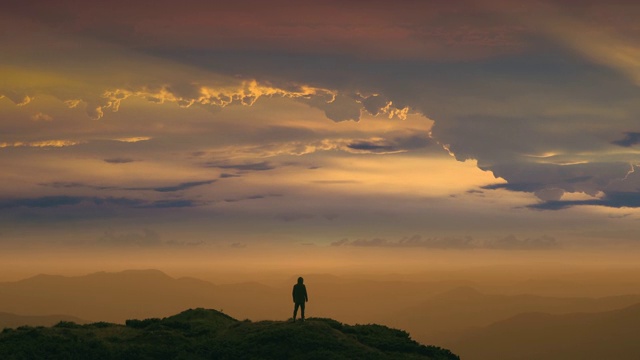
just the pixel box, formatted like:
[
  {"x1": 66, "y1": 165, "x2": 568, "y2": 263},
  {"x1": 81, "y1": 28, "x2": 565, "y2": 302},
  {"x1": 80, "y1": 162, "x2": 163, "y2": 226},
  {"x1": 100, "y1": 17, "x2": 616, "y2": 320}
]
[
  {"x1": 300, "y1": 302, "x2": 305, "y2": 321},
  {"x1": 293, "y1": 302, "x2": 300, "y2": 321}
]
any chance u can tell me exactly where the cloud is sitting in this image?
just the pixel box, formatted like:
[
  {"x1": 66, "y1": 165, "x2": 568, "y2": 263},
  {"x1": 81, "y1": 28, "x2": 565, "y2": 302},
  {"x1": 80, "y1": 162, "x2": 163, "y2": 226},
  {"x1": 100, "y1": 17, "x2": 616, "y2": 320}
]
[
  {"x1": 312, "y1": 180, "x2": 360, "y2": 185},
  {"x1": 528, "y1": 191, "x2": 640, "y2": 210},
  {"x1": 40, "y1": 179, "x2": 216, "y2": 193},
  {"x1": 275, "y1": 213, "x2": 315, "y2": 222},
  {"x1": 219, "y1": 173, "x2": 241, "y2": 178},
  {"x1": 535, "y1": 6, "x2": 640, "y2": 86},
  {"x1": 0, "y1": 140, "x2": 83, "y2": 148},
  {"x1": 165, "y1": 239, "x2": 205, "y2": 247},
  {"x1": 346, "y1": 140, "x2": 395, "y2": 153},
  {"x1": 223, "y1": 194, "x2": 280, "y2": 203},
  {"x1": 210, "y1": 132, "x2": 434, "y2": 160},
  {"x1": 93, "y1": 81, "x2": 340, "y2": 120},
  {"x1": 151, "y1": 180, "x2": 216, "y2": 192},
  {"x1": 0, "y1": 195, "x2": 205, "y2": 211},
  {"x1": 0, "y1": 196, "x2": 145, "y2": 209},
  {"x1": 103, "y1": 157, "x2": 136, "y2": 164},
  {"x1": 139, "y1": 199, "x2": 200, "y2": 208},
  {"x1": 31, "y1": 112, "x2": 53, "y2": 122},
  {"x1": 612, "y1": 132, "x2": 640, "y2": 147},
  {"x1": 484, "y1": 234, "x2": 560, "y2": 250},
  {"x1": 3, "y1": 0, "x2": 639, "y2": 219},
  {"x1": 206, "y1": 161, "x2": 276, "y2": 171},
  {"x1": 39, "y1": 182, "x2": 114, "y2": 190},
  {"x1": 0, "y1": 91, "x2": 32, "y2": 106},
  {"x1": 331, "y1": 234, "x2": 562, "y2": 250},
  {"x1": 306, "y1": 93, "x2": 362, "y2": 122},
  {"x1": 479, "y1": 162, "x2": 632, "y2": 202},
  {"x1": 99, "y1": 228, "x2": 161, "y2": 247},
  {"x1": 112, "y1": 137, "x2": 151, "y2": 143},
  {"x1": 0, "y1": 196, "x2": 85, "y2": 209},
  {"x1": 331, "y1": 235, "x2": 475, "y2": 249},
  {"x1": 346, "y1": 134, "x2": 433, "y2": 154}
]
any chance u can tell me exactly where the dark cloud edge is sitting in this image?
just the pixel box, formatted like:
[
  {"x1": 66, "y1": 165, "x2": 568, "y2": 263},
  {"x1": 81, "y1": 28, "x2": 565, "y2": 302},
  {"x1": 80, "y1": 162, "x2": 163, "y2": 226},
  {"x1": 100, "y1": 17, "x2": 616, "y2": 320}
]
[
  {"x1": 0, "y1": 196, "x2": 204, "y2": 210},
  {"x1": 526, "y1": 192, "x2": 640, "y2": 210}
]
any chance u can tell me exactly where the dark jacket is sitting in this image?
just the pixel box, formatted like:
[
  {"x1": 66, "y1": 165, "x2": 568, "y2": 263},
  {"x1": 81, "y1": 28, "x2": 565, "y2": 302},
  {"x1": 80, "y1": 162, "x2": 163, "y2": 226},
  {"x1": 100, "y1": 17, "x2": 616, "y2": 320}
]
[{"x1": 292, "y1": 283, "x2": 308, "y2": 304}]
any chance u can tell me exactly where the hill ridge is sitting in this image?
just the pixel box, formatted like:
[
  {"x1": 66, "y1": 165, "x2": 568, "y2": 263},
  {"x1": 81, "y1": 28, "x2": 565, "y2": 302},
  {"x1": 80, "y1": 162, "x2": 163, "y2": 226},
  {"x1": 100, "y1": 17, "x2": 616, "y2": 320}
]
[{"x1": 0, "y1": 308, "x2": 459, "y2": 360}]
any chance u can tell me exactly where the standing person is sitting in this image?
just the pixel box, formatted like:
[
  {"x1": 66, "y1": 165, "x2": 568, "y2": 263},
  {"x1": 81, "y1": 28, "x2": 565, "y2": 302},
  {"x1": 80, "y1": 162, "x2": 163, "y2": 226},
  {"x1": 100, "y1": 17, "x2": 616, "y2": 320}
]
[{"x1": 292, "y1": 277, "x2": 308, "y2": 322}]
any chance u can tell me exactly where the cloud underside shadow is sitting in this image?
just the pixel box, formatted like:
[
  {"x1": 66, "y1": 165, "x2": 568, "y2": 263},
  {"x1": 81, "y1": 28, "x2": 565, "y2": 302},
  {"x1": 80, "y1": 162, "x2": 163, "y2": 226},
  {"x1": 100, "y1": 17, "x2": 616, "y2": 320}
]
[
  {"x1": 527, "y1": 192, "x2": 640, "y2": 210},
  {"x1": 39, "y1": 180, "x2": 217, "y2": 193},
  {"x1": 0, "y1": 196, "x2": 200, "y2": 209}
]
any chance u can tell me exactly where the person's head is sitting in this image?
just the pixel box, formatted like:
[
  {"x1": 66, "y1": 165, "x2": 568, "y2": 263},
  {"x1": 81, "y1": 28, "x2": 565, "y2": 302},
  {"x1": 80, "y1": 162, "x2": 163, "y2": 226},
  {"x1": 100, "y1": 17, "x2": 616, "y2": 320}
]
[{"x1": 297, "y1": 277, "x2": 304, "y2": 284}]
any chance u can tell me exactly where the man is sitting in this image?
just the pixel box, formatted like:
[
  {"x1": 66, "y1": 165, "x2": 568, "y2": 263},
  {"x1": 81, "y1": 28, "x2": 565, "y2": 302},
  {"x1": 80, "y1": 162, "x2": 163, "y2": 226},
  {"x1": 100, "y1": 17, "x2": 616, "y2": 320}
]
[{"x1": 292, "y1": 277, "x2": 308, "y2": 322}]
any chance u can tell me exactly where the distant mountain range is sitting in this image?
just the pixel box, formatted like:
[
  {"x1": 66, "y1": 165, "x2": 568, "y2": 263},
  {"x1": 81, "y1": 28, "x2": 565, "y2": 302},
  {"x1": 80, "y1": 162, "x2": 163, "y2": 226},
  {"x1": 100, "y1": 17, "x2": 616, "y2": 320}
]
[
  {"x1": 445, "y1": 302, "x2": 640, "y2": 360},
  {"x1": 0, "y1": 269, "x2": 470, "y2": 324},
  {"x1": 0, "y1": 308, "x2": 460, "y2": 360},
  {"x1": 0, "y1": 269, "x2": 283, "y2": 323},
  {"x1": 1, "y1": 268, "x2": 639, "y2": 360},
  {"x1": 394, "y1": 286, "x2": 640, "y2": 343}
]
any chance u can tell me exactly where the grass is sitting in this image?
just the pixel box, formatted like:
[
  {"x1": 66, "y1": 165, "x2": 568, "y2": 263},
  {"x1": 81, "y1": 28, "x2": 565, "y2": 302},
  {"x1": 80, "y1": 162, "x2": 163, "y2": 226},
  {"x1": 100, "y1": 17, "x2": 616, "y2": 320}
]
[{"x1": 0, "y1": 308, "x2": 459, "y2": 360}]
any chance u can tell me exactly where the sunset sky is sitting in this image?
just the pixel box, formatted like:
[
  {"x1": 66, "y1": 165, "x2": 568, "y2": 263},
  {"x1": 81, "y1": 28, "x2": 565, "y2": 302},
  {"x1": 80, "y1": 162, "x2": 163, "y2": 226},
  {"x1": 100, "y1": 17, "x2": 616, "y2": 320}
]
[{"x1": 2, "y1": 0, "x2": 640, "y2": 274}]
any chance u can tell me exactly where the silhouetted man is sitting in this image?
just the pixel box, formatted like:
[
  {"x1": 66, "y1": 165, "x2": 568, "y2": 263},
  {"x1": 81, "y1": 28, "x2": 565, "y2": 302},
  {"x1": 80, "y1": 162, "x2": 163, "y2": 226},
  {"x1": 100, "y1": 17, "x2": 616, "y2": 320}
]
[{"x1": 292, "y1": 276, "x2": 308, "y2": 322}]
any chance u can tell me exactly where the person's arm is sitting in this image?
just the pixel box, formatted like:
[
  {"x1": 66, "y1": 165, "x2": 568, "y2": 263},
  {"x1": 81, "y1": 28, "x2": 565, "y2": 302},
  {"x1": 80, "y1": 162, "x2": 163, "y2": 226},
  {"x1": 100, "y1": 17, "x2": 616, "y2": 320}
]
[
  {"x1": 292, "y1": 285, "x2": 296, "y2": 302},
  {"x1": 304, "y1": 285, "x2": 308, "y2": 302}
]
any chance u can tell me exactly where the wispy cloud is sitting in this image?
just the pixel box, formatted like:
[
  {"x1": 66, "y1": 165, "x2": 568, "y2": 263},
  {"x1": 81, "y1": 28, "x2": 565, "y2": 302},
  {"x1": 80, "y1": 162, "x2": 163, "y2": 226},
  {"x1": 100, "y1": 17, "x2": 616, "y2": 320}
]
[
  {"x1": 331, "y1": 234, "x2": 561, "y2": 250},
  {"x1": 103, "y1": 157, "x2": 136, "y2": 164},
  {"x1": 206, "y1": 161, "x2": 276, "y2": 171},
  {"x1": 112, "y1": 137, "x2": 152, "y2": 143},
  {"x1": 0, "y1": 196, "x2": 144, "y2": 209},
  {"x1": 0, "y1": 140, "x2": 83, "y2": 148},
  {"x1": 484, "y1": 234, "x2": 560, "y2": 250},
  {"x1": 331, "y1": 235, "x2": 475, "y2": 249},
  {"x1": 31, "y1": 112, "x2": 53, "y2": 122},
  {"x1": 0, "y1": 195, "x2": 203, "y2": 210},
  {"x1": 223, "y1": 194, "x2": 281, "y2": 203},
  {"x1": 40, "y1": 179, "x2": 216, "y2": 193},
  {"x1": 149, "y1": 180, "x2": 216, "y2": 193},
  {"x1": 99, "y1": 228, "x2": 161, "y2": 247}
]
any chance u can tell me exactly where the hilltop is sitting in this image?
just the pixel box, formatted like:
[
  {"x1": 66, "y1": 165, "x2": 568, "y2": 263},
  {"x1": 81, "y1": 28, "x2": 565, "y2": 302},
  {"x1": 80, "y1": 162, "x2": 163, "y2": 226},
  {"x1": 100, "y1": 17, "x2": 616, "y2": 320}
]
[{"x1": 0, "y1": 308, "x2": 459, "y2": 360}]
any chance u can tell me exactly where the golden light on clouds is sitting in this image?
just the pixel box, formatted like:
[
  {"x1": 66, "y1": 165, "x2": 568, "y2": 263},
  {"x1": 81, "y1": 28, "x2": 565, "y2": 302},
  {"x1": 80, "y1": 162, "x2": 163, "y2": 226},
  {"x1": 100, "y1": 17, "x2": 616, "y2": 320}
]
[
  {"x1": 113, "y1": 137, "x2": 152, "y2": 143},
  {"x1": 0, "y1": 140, "x2": 83, "y2": 148}
]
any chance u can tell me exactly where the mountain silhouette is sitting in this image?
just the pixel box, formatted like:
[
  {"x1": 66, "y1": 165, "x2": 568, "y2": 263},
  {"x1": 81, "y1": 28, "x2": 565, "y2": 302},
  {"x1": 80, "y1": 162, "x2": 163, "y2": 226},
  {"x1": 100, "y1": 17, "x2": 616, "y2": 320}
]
[
  {"x1": 445, "y1": 302, "x2": 640, "y2": 360},
  {"x1": 0, "y1": 308, "x2": 460, "y2": 360},
  {"x1": 0, "y1": 270, "x2": 472, "y2": 325},
  {"x1": 0, "y1": 269, "x2": 283, "y2": 322},
  {"x1": 394, "y1": 286, "x2": 640, "y2": 343}
]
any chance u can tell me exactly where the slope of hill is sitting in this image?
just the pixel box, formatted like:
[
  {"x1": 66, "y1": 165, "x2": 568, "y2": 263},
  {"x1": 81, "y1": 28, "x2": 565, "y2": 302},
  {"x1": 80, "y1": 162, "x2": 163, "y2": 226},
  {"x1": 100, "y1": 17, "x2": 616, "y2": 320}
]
[
  {"x1": 445, "y1": 302, "x2": 640, "y2": 360},
  {"x1": 395, "y1": 286, "x2": 640, "y2": 343},
  {"x1": 0, "y1": 312, "x2": 86, "y2": 329},
  {"x1": 0, "y1": 308, "x2": 459, "y2": 360}
]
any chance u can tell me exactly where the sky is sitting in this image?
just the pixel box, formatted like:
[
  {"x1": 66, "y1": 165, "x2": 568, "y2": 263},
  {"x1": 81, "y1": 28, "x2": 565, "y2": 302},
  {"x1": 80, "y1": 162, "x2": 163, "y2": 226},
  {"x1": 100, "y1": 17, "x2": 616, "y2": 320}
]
[{"x1": 2, "y1": 0, "x2": 640, "y2": 273}]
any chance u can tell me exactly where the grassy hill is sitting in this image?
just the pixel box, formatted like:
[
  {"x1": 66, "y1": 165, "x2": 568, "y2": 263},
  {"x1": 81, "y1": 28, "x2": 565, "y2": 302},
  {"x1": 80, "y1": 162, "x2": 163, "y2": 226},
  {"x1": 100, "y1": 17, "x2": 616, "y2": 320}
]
[{"x1": 0, "y1": 308, "x2": 459, "y2": 360}]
